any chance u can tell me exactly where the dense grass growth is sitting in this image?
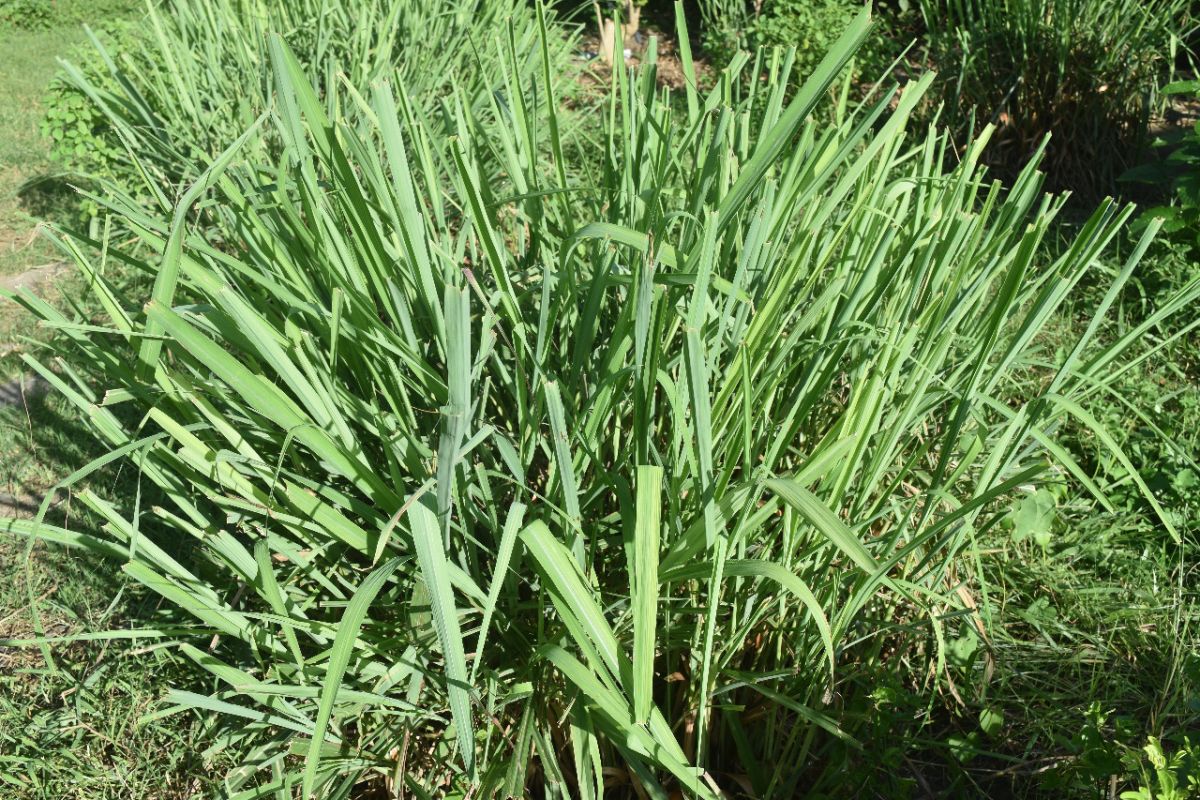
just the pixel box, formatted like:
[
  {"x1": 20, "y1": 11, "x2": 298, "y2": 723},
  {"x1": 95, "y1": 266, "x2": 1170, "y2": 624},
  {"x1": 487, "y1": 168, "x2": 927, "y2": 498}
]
[
  {"x1": 883, "y1": 226, "x2": 1200, "y2": 795},
  {"x1": 5, "y1": 4, "x2": 1199, "y2": 796},
  {"x1": 41, "y1": 0, "x2": 574, "y2": 213},
  {"x1": 917, "y1": 0, "x2": 1194, "y2": 199},
  {"x1": 0, "y1": 480, "x2": 229, "y2": 798}
]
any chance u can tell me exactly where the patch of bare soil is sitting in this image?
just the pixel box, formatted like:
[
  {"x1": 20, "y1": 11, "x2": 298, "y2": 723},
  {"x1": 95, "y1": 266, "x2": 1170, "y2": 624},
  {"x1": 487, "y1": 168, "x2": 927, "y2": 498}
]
[
  {"x1": 0, "y1": 219, "x2": 42, "y2": 262},
  {"x1": 573, "y1": 25, "x2": 713, "y2": 98},
  {"x1": 0, "y1": 165, "x2": 62, "y2": 272},
  {"x1": 0, "y1": 257, "x2": 68, "y2": 351},
  {"x1": 0, "y1": 373, "x2": 49, "y2": 407},
  {"x1": 1149, "y1": 91, "x2": 1200, "y2": 139},
  {"x1": 0, "y1": 259, "x2": 65, "y2": 295}
]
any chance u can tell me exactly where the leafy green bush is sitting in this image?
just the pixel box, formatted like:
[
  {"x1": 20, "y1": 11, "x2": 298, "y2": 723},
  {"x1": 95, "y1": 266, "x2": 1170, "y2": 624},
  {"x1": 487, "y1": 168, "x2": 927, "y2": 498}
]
[
  {"x1": 697, "y1": 0, "x2": 863, "y2": 78},
  {"x1": 919, "y1": 0, "x2": 1194, "y2": 199},
  {"x1": 7, "y1": 5, "x2": 1199, "y2": 797},
  {"x1": 696, "y1": 0, "x2": 910, "y2": 90},
  {"x1": 1049, "y1": 706, "x2": 1200, "y2": 798},
  {"x1": 40, "y1": 25, "x2": 138, "y2": 219},
  {"x1": 1125, "y1": 79, "x2": 1200, "y2": 257},
  {"x1": 0, "y1": 0, "x2": 53, "y2": 29},
  {"x1": 0, "y1": 0, "x2": 139, "y2": 30},
  {"x1": 1121, "y1": 736, "x2": 1200, "y2": 800},
  {"x1": 42, "y1": 75, "x2": 116, "y2": 182},
  {"x1": 57, "y1": 0, "x2": 141, "y2": 21},
  {"x1": 750, "y1": 0, "x2": 860, "y2": 78},
  {"x1": 694, "y1": 0, "x2": 748, "y2": 60}
]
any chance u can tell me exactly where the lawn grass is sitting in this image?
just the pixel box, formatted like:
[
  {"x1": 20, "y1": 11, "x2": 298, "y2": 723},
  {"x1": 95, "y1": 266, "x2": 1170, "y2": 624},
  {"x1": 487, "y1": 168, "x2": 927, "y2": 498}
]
[
  {"x1": 0, "y1": 392, "x2": 228, "y2": 798},
  {"x1": 0, "y1": 26, "x2": 81, "y2": 276},
  {"x1": 869, "y1": 234, "x2": 1200, "y2": 796},
  {"x1": 0, "y1": 24, "x2": 86, "y2": 348},
  {"x1": 0, "y1": 13, "x2": 220, "y2": 800},
  {"x1": 0, "y1": 526, "x2": 219, "y2": 799}
]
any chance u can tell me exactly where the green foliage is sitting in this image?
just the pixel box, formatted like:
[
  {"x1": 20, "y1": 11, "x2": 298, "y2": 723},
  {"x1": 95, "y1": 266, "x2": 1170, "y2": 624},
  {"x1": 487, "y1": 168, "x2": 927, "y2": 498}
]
[
  {"x1": 1121, "y1": 736, "x2": 1200, "y2": 800},
  {"x1": 695, "y1": 0, "x2": 912, "y2": 93},
  {"x1": 750, "y1": 0, "x2": 860, "y2": 78},
  {"x1": 41, "y1": 78, "x2": 108, "y2": 172},
  {"x1": 979, "y1": 706, "x2": 1005, "y2": 739},
  {"x1": 1005, "y1": 485, "x2": 1062, "y2": 548},
  {"x1": 1126, "y1": 80, "x2": 1200, "y2": 259},
  {"x1": 40, "y1": 31, "x2": 132, "y2": 218},
  {"x1": 0, "y1": 21, "x2": 95, "y2": 284},
  {"x1": 41, "y1": 0, "x2": 573, "y2": 214},
  {"x1": 697, "y1": 0, "x2": 867, "y2": 79},
  {"x1": 1067, "y1": 233, "x2": 1200, "y2": 537},
  {"x1": 7, "y1": 4, "x2": 1199, "y2": 795},
  {"x1": 694, "y1": 0, "x2": 749, "y2": 60},
  {"x1": 0, "y1": 595, "x2": 229, "y2": 799},
  {"x1": 0, "y1": 0, "x2": 139, "y2": 30},
  {"x1": 919, "y1": 0, "x2": 1194, "y2": 199},
  {"x1": 0, "y1": 0, "x2": 53, "y2": 30},
  {"x1": 1049, "y1": 706, "x2": 1200, "y2": 799},
  {"x1": 0, "y1": 391, "x2": 226, "y2": 798}
]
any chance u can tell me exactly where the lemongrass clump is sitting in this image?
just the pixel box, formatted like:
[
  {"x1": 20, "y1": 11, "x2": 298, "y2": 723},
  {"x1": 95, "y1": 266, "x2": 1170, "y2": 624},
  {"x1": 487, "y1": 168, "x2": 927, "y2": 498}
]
[{"x1": 6, "y1": 5, "x2": 1197, "y2": 797}]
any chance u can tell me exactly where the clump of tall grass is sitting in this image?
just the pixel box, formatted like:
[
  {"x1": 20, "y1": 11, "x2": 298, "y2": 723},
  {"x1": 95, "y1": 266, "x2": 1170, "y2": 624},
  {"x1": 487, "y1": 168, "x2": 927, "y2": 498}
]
[
  {"x1": 44, "y1": 0, "x2": 574, "y2": 210},
  {"x1": 918, "y1": 0, "x2": 1193, "y2": 199},
  {"x1": 5, "y1": 5, "x2": 1198, "y2": 797}
]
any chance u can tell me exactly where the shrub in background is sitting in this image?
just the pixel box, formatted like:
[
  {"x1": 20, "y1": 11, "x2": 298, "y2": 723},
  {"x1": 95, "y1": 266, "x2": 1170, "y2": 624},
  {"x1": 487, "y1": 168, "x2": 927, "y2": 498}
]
[
  {"x1": 697, "y1": 0, "x2": 906, "y2": 87},
  {"x1": 698, "y1": 0, "x2": 859, "y2": 75},
  {"x1": 918, "y1": 0, "x2": 1193, "y2": 200},
  {"x1": 40, "y1": 21, "x2": 139, "y2": 220},
  {"x1": 0, "y1": 0, "x2": 141, "y2": 30},
  {"x1": 0, "y1": 0, "x2": 53, "y2": 29},
  {"x1": 1124, "y1": 79, "x2": 1200, "y2": 259},
  {"x1": 750, "y1": 0, "x2": 860, "y2": 78},
  {"x1": 695, "y1": 0, "x2": 750, "y2": 62},
  {"x1": 8, "y1": 4, "x2": 1199, "y2": 797}
]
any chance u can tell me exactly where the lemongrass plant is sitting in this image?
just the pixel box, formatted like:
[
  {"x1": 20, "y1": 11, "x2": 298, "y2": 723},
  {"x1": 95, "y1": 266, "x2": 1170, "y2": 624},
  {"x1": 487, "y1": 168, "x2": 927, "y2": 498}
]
[
  {"x1": 6, "y1": 4, "x2": 1198, "y2": 797},
  {"x1": 918, "y1": 0, "x2": 1192, "y2": 198},
  {"x1": 46, "y1": 0, "x2": 575, "y2": 215}
]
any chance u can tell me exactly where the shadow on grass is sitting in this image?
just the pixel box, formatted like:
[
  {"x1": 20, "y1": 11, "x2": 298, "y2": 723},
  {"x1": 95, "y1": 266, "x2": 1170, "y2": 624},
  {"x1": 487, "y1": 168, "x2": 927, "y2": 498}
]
[
  {"x1": 0, "y1": 387, "x2": 231, "y2": 798},
  {"x1": 16, "y1": 173, "x2": 81, "y2": 226}
]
